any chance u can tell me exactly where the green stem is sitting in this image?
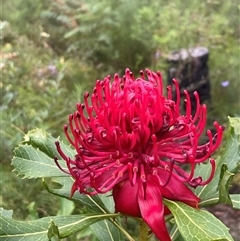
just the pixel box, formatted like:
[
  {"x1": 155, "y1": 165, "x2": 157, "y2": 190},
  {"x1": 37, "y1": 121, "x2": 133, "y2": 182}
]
[{"x1": 139, "y1": 220, "x2": 149, "y2": 241}]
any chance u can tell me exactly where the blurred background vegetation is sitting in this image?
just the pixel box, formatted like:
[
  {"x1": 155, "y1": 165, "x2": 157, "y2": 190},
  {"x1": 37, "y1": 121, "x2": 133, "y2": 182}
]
[{"x1": 1, "y1": 0, "x2": 239, "y2": 240}]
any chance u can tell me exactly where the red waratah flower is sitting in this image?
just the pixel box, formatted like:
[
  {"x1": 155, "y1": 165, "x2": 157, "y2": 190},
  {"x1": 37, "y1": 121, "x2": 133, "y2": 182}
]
[{"x1": 55, "y1": 68, "x2": 223, "y2": 241}]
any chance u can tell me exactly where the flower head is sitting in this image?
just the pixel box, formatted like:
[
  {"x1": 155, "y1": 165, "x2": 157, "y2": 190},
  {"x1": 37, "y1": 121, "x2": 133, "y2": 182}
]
[{"x1": 55, "y1": 68, "x2": 223, "y2": 241}]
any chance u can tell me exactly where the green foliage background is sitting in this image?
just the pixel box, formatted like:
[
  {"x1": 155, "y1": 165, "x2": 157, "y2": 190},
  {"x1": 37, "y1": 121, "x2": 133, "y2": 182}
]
[{"x1": 1, "y1": 0, "x2": 239, "y2": 240}]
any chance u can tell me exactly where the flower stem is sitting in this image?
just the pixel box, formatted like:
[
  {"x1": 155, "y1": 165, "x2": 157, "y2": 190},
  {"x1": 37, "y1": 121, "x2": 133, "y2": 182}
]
[{"x1": 139, "y1": 220, "x2": 149, "y2": 241}]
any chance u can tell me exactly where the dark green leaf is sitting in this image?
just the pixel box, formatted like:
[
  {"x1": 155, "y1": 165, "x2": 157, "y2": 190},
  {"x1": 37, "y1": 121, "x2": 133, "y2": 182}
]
[{"x1": 165, "y1": 199, "x2": 234, "y2": 241}]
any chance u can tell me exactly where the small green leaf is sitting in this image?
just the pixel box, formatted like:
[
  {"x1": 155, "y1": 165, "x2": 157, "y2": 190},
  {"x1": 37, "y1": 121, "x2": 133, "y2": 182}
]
[
  {"x1": 230, "y1": 194, "x2": 240, "y2": 209},
  {"x1": 0, "y1": 210, "x2": 119, "y2": 241},
  {"x1": 47, "y1": 220, "x2": 60, "y2": 240},
  {"x1": 218, "y1": 164, "x2": 234, "y2": 205},
  {"x1": 165, "y1": 199, "x2": 234, "y2": 241}
]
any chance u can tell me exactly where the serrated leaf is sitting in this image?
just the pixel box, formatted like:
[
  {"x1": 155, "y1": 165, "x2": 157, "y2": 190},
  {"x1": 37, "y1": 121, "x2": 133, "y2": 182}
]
[
  {"x1": 230, "y1": 194, "x2": 240, "y2": 209},
  {"x1": 196, "y1": 117, "x2": 240, "y2": 206},
  {"x1": 0, "y1": 210, "x2": 119, "y2": 241},
  {"x1": 12, "y1": 145, "x2": 67, "y2": 178},
  {"x1": 23, "y1": 128, "x2": 74, "y2": 159},
  {"x1": 165, "y1": 199, "x2": 234, "y2": 241},
  {"x1": 11, "y1": 129, "x2": 75, "y2": 179}
]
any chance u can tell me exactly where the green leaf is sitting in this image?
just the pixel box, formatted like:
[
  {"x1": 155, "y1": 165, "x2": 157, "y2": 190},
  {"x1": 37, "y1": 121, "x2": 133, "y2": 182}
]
[
  {"x1": 43, "y1": 177, "x2": 133, "y2": 241},
  {"x1": 90, "y1": 219, "x2": 136, "y2": 241},
  {"x1": 56, "y1": 198, "x2": 75, "y2": 216},
  {"x1": 0, "y1": 208, "x2": 13, "y2": 219},
  {"x1": 11, "y1": 129, "x2": 75, "y2": 178},
  {"x1": 0, "y1": 210, "x2": 119, "y2": 241},
  {"x1": 221, "y1": 117, "x2": 240, "y2": 173},
  {"x1": 43, "y1": 176, "x2": 112, "y2": 214},
  {"x1": 170, "y1": 223, "x2": 184, "y2": 241},
  {"x1": 47, "y1": 220, "x2": 60, "y2": 240},
  {"x1": 74, "y1": 226, "x2": 97, "y2": 241},
  {"x1": 165, "y1": 199, "x2": 234, "y2": 241},
  {"x1": 23, "y1": 128, "x2": 74, "y2": 160},
  {"x1": 196, "y1": 117, "x2": 240, "y2": 206},
  {"x1": 98, "y1": 192, "x2": 115, "y2": 213},
  {"x1": 12, "y1": 145, "x2": 67, "y2": 178},
  {"x1": 195, "y1": 160, "x2": 219, "y2": 207},
  {"x1": 229, "y1": 117, "x2": 240, "y2": 136},
  {"x1": 90, "y1": 220, "x2": 125, "y2": 241},
  {"x1": 230, "y1": 194, "x2": 240, "y2": 209},
  {"x1": 218, "y1": 164, "x2": 234, "y2": 205}
]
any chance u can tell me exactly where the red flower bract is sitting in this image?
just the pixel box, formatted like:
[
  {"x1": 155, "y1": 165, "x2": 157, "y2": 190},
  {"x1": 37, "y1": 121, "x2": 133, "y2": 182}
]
[{"x1": 55, "y1": 68, "x2": 223, "y2": 241}]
